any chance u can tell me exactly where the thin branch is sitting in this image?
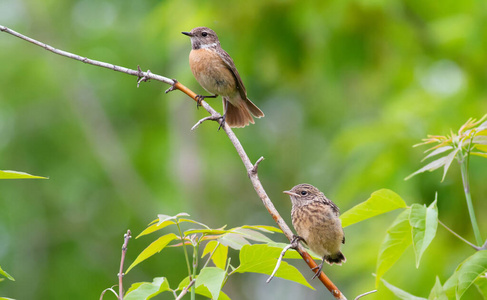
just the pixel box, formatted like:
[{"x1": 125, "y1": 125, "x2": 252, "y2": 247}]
[
  {"x1": 118, "y1": 230, "x2": 132, "y2": 300},
  {"x1": 266, "y1": 244, "x2": 293, "y2": 283},
  {"x1": 354, "y1": 290, "x2": 377, "y2": 300},
  {"x1": 100, "y1": 286, "x2": 119, "y2": 300},
  {"x1": 439, "y1": 220, "x2": 481, "y2": 251},
  {"x1": 191, "y1": 115, "x2": 222, "y2": 131},
  {"x1": 251, "y1": 157, "x2": 265, "y2": 175},
  {"x1": 175, "y1": 279, "x2": 196, "y2": 300},
  {"x1": 0, "y1": 25, "x2": 346, "y2": 300}
]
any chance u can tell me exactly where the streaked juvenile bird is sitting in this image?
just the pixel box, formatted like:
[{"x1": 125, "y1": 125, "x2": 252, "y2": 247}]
[
  {"x1": 284, "y1": 183, "x2": 345, "y2": 279},
  {"x1": 182, "y1": 27, "x2": 264, "y2": 128}
]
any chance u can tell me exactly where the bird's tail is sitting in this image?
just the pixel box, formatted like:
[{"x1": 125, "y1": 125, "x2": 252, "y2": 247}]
[
  {"x1": 325, "y1": 251, "x2": 346, "y2": 265},
  {"x1": 224, "y1": 97, "x2": 264, "y2": 128}
]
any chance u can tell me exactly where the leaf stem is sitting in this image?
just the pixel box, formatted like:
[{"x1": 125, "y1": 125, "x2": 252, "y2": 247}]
[
  {"x1": 459, "y1": 153, "x2": 483, "y2": 246},
  {"x1": 191, "y1": 241, "x2": 199, "y2": 300},
  {"x1": 175, "y1": 223, "x2": 192, "y2": 279}
]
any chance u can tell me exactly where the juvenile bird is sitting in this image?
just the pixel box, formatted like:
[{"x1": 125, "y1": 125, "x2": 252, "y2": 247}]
[
  {"x1": 182, "y1": 27, "x2": 264, "y2": 128},
  {"x1": 284, "y1": 183, "x2": 345, "y2": 279}
]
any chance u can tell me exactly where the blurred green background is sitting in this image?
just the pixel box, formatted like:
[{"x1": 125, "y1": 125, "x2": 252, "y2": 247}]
[{"x1": 1, "y1": 0, "x2": 487, "y2": 299}]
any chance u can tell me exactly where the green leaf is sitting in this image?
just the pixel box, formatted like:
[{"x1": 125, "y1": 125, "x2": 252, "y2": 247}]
[
  {"x1": 218, "y1": 233, "x2": 250, "y2": 250},
  {"x1": 340, "y1": 189, "x2": 407, "y2": 228},
  {"x1": 177, "y1": 277, "x2": 231, "y2": 300},
  {"x1": 124, "y1": 277, "x2": 170, "y2": 300},
  {"x1": 440, "y1": 149, "x2": 459, "y2": 182},
  {"x1": 178, "y1": 218, "x2": 211, "y2": 229},
  {"x1": 202, "y1": 241, "x2": 228, "y2": 270},
  {"x1": 375, "y1": 209, "x2": 412, "y2": 287},
  {"x1": 381, "y1": 277, "x2": 427, "y2": 300},
  {"x1": 195, "y1": 267, "x2": 226, "y2": 300},
  {"x1": 428, "y1": 277, "x2": 447, "y2": 300},
  {"x1": 241, "y1": 225, "x2": 283, "y2": 234},
  {"x1": 157, "y1": 213, "x2": 190, "y2": 224},
  {"x1": 126, "y1": 233, "x2": 179, "y2": 273},
  {"x1": 0, "y1": 297, "x2": 16, "y2": 300},
  {"x1": 0, "y1": 266, "x2": 14, "y2": 281},
  {"x1": 475, "y1": 276, "x2": 487, "y2": 298},
  {"x1": 137, "y1": 219, "x2": 176, "y2": 238},
  {"x1": 405, "y1": 155, "x2": 450, "y2": 180},
  {"x1": 0, "y1": 170, "x2": 47, "y2": 179},
  {"x1": 184, "y1": 228, "x2": 229, "y2": 236},
  {"x1": 410, "y1": 199, "x2": 438, "y2": 268},
  {"x1": 445, "y1": 250, "x2": 487, "y2": 299},
  {"x1": 231, "y1": 228, "x2": 274, "y2": 243},
  {"x1": 235, "y1": 244, "x2": 314, "y2": 289},
  {"x1": 422, "y1": 146, "x2": 453, "y2": 161}
]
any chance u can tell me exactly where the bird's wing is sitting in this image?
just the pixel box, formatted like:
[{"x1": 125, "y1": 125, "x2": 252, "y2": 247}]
[{"x1": 219, "y1": 49, "x2": 248, "y2": 99}]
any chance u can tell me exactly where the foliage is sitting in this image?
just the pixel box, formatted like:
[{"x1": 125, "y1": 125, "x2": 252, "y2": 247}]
[{"x1": 110, "y1": 213, "x2": 312, "y2": 300}]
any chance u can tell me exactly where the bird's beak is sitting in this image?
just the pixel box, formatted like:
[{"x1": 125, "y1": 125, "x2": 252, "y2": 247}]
[
  {"x1": 283, "y1": 190, "x2": 299, "y2": 197},
  {"x1": 181, "y1": 31, "x2": 192, "y2": 37}
]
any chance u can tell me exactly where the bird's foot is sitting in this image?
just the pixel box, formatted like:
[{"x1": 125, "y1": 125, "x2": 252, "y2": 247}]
[
  {"x1": 311, "y1": 258, "x2": 325, "y2": 280},
  {"x1": 290, "y1": 235, "x2": 305, "y2": 249},
  {"x1": 195, "y1": 94, "x2": 218, "y2": 109},
  {"x1": 217, "y1": 114, "x2": 226, "y2": 131}
]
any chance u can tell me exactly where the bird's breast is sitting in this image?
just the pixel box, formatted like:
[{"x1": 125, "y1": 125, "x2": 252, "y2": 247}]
[{"x1": 189, "y1": 48, "x2": 237, "y2": 96}]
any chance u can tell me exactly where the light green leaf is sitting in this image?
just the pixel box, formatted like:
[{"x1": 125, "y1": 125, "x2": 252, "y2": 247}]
[
  {"x1": 428, "y1": 277, "x2": 448, "y2": 300},
  {"x1": 0, "y1": 170, "x2": 47, "y2": 179},
  {"x1": 375, "y1": 209, "x2": 412, "y2": 287},
  {"x1": 137, "y1": 219, "x2": 176, "y2": 238},
  {"x1": 218, "y1": 233, "x2": 250, "y2": 250},
  {"x1": 184, "y1": 228, "x2": 228, "y2": 236},
  {"x1": 422, "y1": 146, "x2": 453, "y2": 161},
  {"x1": 405, "y1": 155, "x2": 450, "y2": 180},
  {"x1": 231, "y1": 228, "x2": 274, "y2": 243},
  {"x1": 0, "y1": 266, "x2": 14, "y2": 281},
  {"x1": 440, "y1": 149, "x2": 459, "y2": 182},
  {"x1": 178, "y1": 218, "x2": 211, "y2": 229},
  {"x1": 177, "y1": 277, "x2": 231, "y2": 300},
  {"x1": 124, "y1": 277, "x2": 170, "y2": 300},
  {"x1": 157, "y1": 213, "x2": 190, "y2": 225},
  {"x1": 126, "y1": 233, "x2": 178, "y2": 273},
  {"x1": 0, "y1": 297, "x2": 16, "y2": 300},
  {"x1": 340, "y1": 189, "x2": 407, "y2": 228},
  {"x1": 410, "y1": 199, "x2": 438, "y2": 268},
  {"x1": 475, "y1": 276, "x2": 487, "y2": 298},
  {"x1": 195, "y1": 267, "x2": 226, "y2": 300},
  {"x1": 235, "y1": 244, "x2": 314, "y2": 289},
  {"x1": 241, "y1": 225, "x2": 283, "y2": 234},
  {"x1": 443, "y1": 250, "x2": 487, "y2": 299},
  {"x1": 381, "y1": 277, "x2": 427, "y2": 300},
  {"x1": 202, "y1": 241, "x2": 228, "y2": 270}
]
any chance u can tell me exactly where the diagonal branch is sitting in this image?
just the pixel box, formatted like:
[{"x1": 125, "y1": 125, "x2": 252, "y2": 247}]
[{"x1": 0, "y1": 25, "x2": 346, "y2": 300}]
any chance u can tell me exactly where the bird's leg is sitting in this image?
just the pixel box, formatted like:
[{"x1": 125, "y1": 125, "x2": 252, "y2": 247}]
[
  {"x1": 311, "y1": 256, "x2": 326, "y2": 280},
  {"x1": 195, "y1": 94, "x2": 217, "y2": 108},
  {"x1": 290, "y1": 235, "x2": 306, "y2": 248},
  {"x1": 218, "y1": 99, "x2": 228, "y2": 130}
]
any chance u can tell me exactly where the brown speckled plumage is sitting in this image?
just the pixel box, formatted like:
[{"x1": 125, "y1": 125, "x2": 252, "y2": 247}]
[{"x1": 285, "y1": 183, "x2": 345, "y2": 268}]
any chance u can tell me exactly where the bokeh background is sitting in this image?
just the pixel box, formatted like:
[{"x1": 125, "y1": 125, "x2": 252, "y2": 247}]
[{"x1": 1, "y1": 0, "x2": 487, "y2": 299}]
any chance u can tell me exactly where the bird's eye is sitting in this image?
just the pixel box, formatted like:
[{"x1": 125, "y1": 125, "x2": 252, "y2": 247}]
[
  {"x1": 300, "y1": 191, "x2": 307, "y2": 196},
  {"x1": 202, "y1": 32, "x2": 208, "y2": 37}
]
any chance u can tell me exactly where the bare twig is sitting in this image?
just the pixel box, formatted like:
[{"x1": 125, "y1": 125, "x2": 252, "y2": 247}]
[
  {"x1": 118, "y1": 230, "x2": 132, "y2": 300},
  {"x1": 100, "y1": 286, "x2": 118, "y2": 300},
  {"x1": 266, "y1": 244, "x2": 294, "y2": 283},
  {"x1": 191, "y1": 115, "x2": 223, "y2": 131},
  {"x1": 0, "y1": 25, "x2": 346, "y2": 300},
  {"x1": 439, "y1": 220, "x2": 481, "y2": 251},
  {"x1": 175, "y1": 279, "x2": 196, "y2": 300},
  {"x1": 354, "y1": 290, "x2": 377, "y2": 300},
  {"x1": 251, "y1": 157, "x2": 265, "y2": 175}
]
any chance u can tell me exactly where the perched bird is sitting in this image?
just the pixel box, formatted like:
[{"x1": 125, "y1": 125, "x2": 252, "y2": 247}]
[
  {"x1": 182, "y1": 27, "x2": 264, "y2": 128},
  {"x1": 284, "y1": 183, "x2": 345, "y2": 279}
]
